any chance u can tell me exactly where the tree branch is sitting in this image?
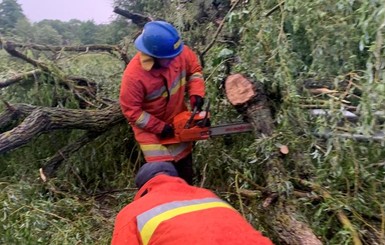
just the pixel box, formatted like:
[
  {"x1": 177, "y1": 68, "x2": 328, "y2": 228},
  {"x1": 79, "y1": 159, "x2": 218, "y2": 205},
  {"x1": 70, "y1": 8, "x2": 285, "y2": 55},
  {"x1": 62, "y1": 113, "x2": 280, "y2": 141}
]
[
  {"x1": 3, "y1": 41, "x2": 50, "y2": 71},
  {"x1": 0, "y1": 103, "x2": 35, "y2": 130},
  {"x1": 113, "y1": 7, "x2": 153, "y2": 27},
  {"x1": 0, "y1": 70, "x2": 42, "y2": 88},
  {"x1": 0, "y1": 103, "x2": 125, "y2": 154},
  {"x1": 4, "y1": 40, "x2": 118, "y2": 52},
  {"x1": 41, "y1": 130, "x2": 106, "y2": 178},
  {"x1": 200, "y1": 0, "x2": 242, "y2": 58},
  {"x1": 298, "y1": 180, "x2": 363, "y2": 245}
]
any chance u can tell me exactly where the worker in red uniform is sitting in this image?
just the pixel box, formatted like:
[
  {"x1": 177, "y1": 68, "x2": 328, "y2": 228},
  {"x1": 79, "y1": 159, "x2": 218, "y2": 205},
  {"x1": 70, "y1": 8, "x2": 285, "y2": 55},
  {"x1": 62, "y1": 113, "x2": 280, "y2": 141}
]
[
  {"x1": 119, "y1": 20, "x2": 205, "y2": 184},
  {"x1": 111, "y1": 162, "x2": 274, "y2": 245}
]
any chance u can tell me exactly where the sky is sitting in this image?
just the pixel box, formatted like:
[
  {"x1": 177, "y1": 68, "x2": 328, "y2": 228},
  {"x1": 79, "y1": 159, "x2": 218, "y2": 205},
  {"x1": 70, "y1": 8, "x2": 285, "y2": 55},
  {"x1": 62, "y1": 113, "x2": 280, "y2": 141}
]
[{"x1": 17, "y1": 0, "x2": 115, "y2": 24}]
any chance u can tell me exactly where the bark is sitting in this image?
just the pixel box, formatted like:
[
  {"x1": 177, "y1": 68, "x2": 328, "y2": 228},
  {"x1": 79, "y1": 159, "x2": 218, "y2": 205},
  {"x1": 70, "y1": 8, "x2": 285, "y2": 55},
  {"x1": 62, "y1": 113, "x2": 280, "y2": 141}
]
[
  {"x1": 0, "y1": 103, "x2": 35, "y2": 130},
  {"x1": 225, "y1": 73, "x2": 323, "y2": 245},
  {"x1": 0, "y1": 102, "x2": 125, "y2": 154},
  {"x1": 261, "y1": 157, "x2": 323, "y2": 245}
]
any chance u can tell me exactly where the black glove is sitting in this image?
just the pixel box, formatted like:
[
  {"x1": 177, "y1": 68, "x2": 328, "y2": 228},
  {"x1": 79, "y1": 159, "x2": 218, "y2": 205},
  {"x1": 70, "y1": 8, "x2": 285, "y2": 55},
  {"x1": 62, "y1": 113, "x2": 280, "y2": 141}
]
[
  {"x1": 159, "y1": 124, "x2": 174, "y2": 139},
  {"x1": 190, "y1": 95, "x2": 204, "y2": 111}
]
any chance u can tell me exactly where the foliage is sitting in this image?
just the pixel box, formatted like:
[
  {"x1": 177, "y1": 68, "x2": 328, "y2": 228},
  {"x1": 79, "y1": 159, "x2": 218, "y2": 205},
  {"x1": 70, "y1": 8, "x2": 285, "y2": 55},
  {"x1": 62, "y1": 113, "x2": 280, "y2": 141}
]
[{"x1": 1, "y1": 0, "x2": 385, "y2": 244}]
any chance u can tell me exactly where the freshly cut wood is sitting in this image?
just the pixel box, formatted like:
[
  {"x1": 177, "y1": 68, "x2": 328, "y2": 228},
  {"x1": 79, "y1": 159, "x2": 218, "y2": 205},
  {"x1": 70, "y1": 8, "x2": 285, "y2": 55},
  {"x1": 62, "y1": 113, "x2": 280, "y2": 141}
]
[
  {"x1": 225, "y1": 73, "x2": 256, "y2": 105},
  {"x1": 225, "y1": 73, "x2": 274, "y2": 136}
]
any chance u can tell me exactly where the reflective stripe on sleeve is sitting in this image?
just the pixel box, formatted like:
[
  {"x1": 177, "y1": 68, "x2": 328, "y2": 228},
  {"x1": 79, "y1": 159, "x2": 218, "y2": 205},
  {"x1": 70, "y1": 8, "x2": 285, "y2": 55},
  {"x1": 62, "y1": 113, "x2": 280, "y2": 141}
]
[
  {"x1": 188, "y1": 72, "x2": 203, "y2": 82},
  {"x1": 136, "y1": 112, "x2": 151, "y2": 128},
  {"x1": 137, "y1": 197, "x2": 233, "y2": 245}
]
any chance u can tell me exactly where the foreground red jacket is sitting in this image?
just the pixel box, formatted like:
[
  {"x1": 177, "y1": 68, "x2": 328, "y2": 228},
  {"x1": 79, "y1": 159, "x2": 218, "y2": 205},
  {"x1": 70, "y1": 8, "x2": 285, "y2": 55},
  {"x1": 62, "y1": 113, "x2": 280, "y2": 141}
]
[
  {"x1": 120, "y1": 46, "x2": 205, "y2": 162},
  {"x1": 111, "y1": 175, "x2": 274, "y2": 245}
]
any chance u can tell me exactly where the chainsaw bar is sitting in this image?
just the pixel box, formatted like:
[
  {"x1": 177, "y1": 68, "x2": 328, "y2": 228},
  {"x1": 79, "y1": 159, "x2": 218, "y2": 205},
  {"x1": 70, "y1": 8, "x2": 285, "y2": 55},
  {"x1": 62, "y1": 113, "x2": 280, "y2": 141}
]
[{"x1": 209, "y1": 123, "x2": 253, "y2": 137}]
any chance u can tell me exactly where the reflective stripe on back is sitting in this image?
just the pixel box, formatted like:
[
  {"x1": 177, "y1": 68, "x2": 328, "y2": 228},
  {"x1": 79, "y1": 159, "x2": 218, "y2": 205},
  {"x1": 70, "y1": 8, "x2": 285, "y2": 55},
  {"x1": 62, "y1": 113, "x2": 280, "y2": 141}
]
[{"x1": 137, "y1": 197, "x2": 233, "y2": 245}]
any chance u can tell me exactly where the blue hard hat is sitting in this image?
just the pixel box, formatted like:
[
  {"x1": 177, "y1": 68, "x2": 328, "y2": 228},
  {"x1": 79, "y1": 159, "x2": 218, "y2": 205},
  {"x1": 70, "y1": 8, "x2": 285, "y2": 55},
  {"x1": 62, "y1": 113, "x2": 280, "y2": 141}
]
[{"x1": 135, "y1": 21, "x2": 184, "y2": 59}]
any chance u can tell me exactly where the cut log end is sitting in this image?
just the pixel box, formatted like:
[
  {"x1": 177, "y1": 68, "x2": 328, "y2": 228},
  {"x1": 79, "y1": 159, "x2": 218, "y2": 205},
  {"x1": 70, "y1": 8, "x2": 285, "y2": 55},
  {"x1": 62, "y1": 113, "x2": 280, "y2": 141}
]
[
  {"x1": 225, "y1": 73, "x2": 274, "y2": 136},
  {"x1": 225, "y1": 73, "x2": 256, "y2": 105}
]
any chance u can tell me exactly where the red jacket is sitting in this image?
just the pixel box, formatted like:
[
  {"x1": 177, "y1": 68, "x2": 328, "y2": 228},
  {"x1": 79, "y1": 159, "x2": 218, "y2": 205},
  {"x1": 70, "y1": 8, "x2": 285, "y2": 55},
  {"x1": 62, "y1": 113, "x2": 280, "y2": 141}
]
[
  {"x1": 120, "y1": 46, "x2": 205, "y2": 162},
  {"x1": 111, "y1": 175, "x2": 274, "y2": 245}
]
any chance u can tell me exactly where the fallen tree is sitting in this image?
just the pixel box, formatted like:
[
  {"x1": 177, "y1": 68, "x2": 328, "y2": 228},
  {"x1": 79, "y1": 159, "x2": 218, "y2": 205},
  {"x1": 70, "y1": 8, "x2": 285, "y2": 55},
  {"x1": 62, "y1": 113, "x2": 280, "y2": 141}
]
[
  {"x1": 224, "y1": 73, "x2": 384, "y2": 244},
  {"x1": 1, "y1": 2, "x2": 385, "y2": 244}
]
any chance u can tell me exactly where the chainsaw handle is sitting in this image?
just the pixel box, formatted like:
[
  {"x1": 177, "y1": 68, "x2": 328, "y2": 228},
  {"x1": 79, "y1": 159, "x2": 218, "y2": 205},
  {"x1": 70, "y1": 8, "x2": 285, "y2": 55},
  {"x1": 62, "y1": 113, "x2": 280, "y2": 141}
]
[
  {"x1": 184, "y1": 107, "x2": 198, "y2": 129},
  {"x1": 201, "y1": 100, "x2": 210, "y2": 127}
]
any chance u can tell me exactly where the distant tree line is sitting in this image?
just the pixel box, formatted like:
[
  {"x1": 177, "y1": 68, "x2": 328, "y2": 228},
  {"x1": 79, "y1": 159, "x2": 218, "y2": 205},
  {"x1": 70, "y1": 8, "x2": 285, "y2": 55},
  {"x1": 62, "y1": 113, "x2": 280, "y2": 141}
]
[{"x1": 0, "y1": 0, "x2": 131, "y2": 45}]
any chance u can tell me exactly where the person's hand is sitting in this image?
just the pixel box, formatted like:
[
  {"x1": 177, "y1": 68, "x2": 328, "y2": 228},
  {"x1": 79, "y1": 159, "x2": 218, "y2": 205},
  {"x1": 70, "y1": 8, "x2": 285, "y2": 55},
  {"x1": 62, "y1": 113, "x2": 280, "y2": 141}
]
[
  {"x1": 190, "y1": 95, "x2": 204, "y2": 111},
  {"x1": 159, "y1": 124, "x2": 175, "y2": 139}
]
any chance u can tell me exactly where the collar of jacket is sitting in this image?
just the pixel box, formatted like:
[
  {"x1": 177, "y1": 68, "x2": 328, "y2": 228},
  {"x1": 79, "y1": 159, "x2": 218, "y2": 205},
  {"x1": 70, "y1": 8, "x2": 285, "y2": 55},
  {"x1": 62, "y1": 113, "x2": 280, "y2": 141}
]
[
  {"x1": 140, "y1": 52, "x2": 155, "y2": 71},
  {"x1": 134, "y1": 174, "x2": 186, "y2": 200}
]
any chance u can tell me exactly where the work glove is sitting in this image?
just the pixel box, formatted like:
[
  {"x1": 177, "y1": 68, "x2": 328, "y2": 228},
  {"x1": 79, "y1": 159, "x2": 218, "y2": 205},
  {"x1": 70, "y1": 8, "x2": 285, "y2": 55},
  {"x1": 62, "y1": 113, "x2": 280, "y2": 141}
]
[
  {"x1": 190, "y1": 95, "x2": 204, "y2": 111},
  {"x1": 159, "y1": 124, "x2": 175, "y2": 139}
]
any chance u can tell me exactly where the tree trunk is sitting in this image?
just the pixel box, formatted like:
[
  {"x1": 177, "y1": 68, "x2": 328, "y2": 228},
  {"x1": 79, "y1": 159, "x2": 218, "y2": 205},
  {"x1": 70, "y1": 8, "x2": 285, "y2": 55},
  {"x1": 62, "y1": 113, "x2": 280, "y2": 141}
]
[{"x1": 225, "y1": 73, "x2": 323, "y2": 245}]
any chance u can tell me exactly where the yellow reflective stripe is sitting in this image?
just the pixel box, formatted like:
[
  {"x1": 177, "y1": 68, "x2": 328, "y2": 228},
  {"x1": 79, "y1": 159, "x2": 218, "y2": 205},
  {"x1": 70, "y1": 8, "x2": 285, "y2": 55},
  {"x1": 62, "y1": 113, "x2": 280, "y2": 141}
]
[
  {"x1": 140, "y1": 143, "x2": 190, "y2": 158},
  {"x1": 140, "y1": 201, "x2": 232, "y2": 245},
  {"x1": 141, "y1": 144, "x2": 167, "y2": 151},
  {"x1": 169, "y1": 77, "x2": 186, "y2": 95},
  {"x1": 140, "y1": 144, "x2": 169, "y2": 157},
  {"x1": 173, "y1": 38, "x2": 182, "y2": 50},
  {"x1": 161, "y1": 71, "x2": 187, "y2": 98}
]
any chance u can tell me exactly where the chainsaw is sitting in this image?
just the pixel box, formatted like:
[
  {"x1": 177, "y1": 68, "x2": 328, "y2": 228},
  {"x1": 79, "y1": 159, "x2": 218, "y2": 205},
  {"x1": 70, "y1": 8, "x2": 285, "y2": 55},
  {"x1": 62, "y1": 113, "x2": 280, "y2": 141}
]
[
  {"x1": 160, "y1": 104, "x2": 253, "y2": 145},
  {"x1": 160, "y1": 102, "x2": 385, "y2": 144}
]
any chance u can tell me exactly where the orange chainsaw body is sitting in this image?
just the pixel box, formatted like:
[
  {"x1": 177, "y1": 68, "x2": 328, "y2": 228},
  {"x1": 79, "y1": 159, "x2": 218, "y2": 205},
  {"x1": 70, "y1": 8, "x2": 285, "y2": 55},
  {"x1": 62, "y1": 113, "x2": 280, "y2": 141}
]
[{"x1": 160, "y1": 111, "x2": 210, "y2": 145}]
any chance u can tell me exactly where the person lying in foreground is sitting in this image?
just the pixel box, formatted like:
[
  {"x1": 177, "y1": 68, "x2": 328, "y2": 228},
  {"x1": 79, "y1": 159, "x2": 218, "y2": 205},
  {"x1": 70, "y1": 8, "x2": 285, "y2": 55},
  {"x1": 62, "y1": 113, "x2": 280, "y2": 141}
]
[{"x1": 111, "y1": 162, "x2": 274, "y2": 245}]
